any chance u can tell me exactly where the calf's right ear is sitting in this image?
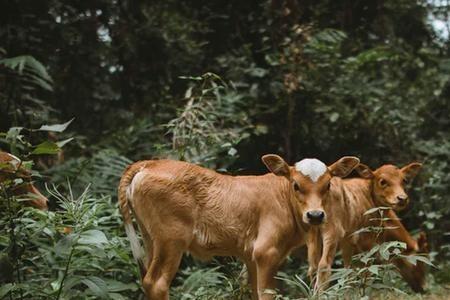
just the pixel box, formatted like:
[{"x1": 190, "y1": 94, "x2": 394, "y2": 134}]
[
  {"x1": 401, "y1": 162, "x2": 422, "y2": 181},
  {"x1": 262, "y1": 154, "x2": 290, "y2": 178},
  {"x1": 355, "y1": 163, "x2": 374, "y2": 179}
]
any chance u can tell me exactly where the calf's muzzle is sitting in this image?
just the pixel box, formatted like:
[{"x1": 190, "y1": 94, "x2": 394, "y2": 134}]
[{"x1": 306, "y1": 210, "x2": 325, "y2": 225}]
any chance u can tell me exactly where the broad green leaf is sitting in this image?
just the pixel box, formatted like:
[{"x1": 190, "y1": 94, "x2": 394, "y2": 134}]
[
  {"x1": 78, "y1": 229, "x2": 108, "y2": 245},
  {"x1": 6, "y1": 127, "x2": 23, "y2": 141},
  {"x1": 38, "y1": 118, "x2": 74, "y2": 132},
  {"x1": 56, "y1": 137, "x2": 74, "y2": 148},
  {"x1": 31, "y1": 141, "x2": 60, "y2": 155},
  {"x1": 413, "y1": 255, "x2": 435, "y2": 266},
  {"x1": 62, "y1": 276, "x2": 84, "y2": 292},
  {"x1": 109, "y1": 293, "x2": 126, "y2": 300},
  {"x1": 379, "y1": 241, "x2": 406, "y2": 260},
  {"x1": 368, "y1": 265, "x2": 379, "y2": 275},
  {"x1": 105, "y1": 280, "x2": 138, "y2": 292},
  {"x1": 402, "y1": 254, "x2": 435, "y2": 267},
  {"x1": 55, "y1": 234, "x2": 76, "y2": 256},
  {"x1": 228, "y1": 147, "x2": 237, "y2": 156},
  {"x1": 0, "y1": 55, "x2": 53, "y2": 90},
  {"x1": 81, "y1": 276, "x2": 109, "y2": 299},
  {"x1": 0, "y1": 283, "x2": 14, "y2": 298}
]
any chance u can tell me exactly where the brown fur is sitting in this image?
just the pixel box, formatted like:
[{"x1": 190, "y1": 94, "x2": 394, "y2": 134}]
[
  {"x1": 0, "y1": 151, "x2": 48, "y2": 210},
  {"x1": 306, "y1": 173, "x2": 428, "y2": 293},
  {"x1": 355, "y1": 163, "x2": 422, "y2": 210},
  {"x1": 118, "y1": 155, "x2": 359, "y2": 299}
]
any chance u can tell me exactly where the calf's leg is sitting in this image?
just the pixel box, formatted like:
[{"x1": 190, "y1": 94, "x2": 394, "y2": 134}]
[
  {"x1": 306, "y1": 228, "x2": 322, "y2": 283},
  {"x1": 244, "y1": 260, "x2": 258, "y2": 300},
  {"x1": 315, "y1": 236, "x2": 338, "y2": 293},
  {"x1": 340, "y1": 240, "x2": 353, "y2": 267},
  {"x1": 253, "y1": 242, "x2": 283, "y2": 300},
  {"x1": 142, "y1": 239, "x2": 185, "y2": 300}
]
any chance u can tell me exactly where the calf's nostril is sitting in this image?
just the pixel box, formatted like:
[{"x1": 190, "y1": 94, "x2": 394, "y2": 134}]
[
  {"x1": 307, "y1": 210, "x2": 325, "y2": 221},
  {"x1": 397, "y1": 195, "x2": 408, "y2": 203}
]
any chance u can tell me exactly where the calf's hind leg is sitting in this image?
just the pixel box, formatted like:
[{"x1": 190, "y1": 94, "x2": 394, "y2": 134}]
[{"x1": 142, "y1": 239, "x2": 186, "y2": 300}]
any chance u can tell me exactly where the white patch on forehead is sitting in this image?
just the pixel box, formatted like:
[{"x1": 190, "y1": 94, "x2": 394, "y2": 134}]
[{"x1": 295, "y1": 158, "x2": 327, "y2": 182}]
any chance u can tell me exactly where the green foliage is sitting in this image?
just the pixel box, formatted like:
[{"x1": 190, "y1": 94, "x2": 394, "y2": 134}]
[
  {"x1": 172, "y1": 266, "x2": 240, "y2": 299},
  {"x1": 0, "y1": 122, "x2": 72, "y2": 159},
  {"x1": 0, "y1": 184, "x2": 139, "y2": 299},
  {"x1": 0, "y1": 123, "x2": 140, "y2": 299},
  {"x1": 0, "y1": 55, "x2": 53, "y2": 91},
  {"x1": 0, "y1": 54, "x2": 57, "y2": 129},
  {"x1": 166, "y1": 73, "x2": 251, "y2": 168},
  {"x1": 47, "y1": 149, "x2": 132, "y2": 197},
  {"x1": 0, "y1": 0, "x2": 449, "y2": 298}
]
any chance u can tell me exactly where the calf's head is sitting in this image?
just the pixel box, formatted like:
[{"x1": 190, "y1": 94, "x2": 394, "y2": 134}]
[
  {"x1": 356, "y1": 162, "x2": 422, "y2": 211},
  {"x1": 0, "y1": 152, "x2": 48, "y2": 210},
  {"x1": 262, "y1": 155, "x2": 360, "y2": 226}
]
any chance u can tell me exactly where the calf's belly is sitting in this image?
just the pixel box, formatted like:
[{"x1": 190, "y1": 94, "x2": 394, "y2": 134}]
[{"x1": 186, "y1": 224, "x2": 252, "y2": 260}]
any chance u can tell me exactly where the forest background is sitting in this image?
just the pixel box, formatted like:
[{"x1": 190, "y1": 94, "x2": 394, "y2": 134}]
[{"x1": 0, "y1": 0, "x2": 449, "y2": 299}]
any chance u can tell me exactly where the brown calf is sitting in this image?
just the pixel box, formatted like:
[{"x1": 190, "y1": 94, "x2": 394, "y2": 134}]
[
  {"x1": 0, "y1": 151, "x2": 48, "y2": 210},
  {"x1": 305, "y1": 163, "x2": 426, "y2": 293},
  {"x1": 356, "y1": 163, "x2": 422, "y2": 211},
  {"x1": 118, "y1": 155, "x2": 359, "y2": 299}
]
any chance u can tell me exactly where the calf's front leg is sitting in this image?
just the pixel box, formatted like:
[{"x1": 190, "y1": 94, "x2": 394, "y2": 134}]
[
  {"x1": 306, "y1": 227, "x2": 322, "y2": 284},
  {"x1": 315, "y1": 234, "x2": 338, "y2": 293},
  {"x1": 252, "y1": 239, "x2": 284, "y2": 300},
  {"x1": 244, "y1": 260, "x2": 258, "y2": 300}
]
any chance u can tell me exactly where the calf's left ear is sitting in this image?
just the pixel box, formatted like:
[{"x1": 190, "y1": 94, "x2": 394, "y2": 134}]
[
  {"x1": 328, "y1": 156, "x2": 360, "y2": 178},
  {"x1": 355, "y1": 163, "x2": 374, "y2": 179},
  {"x1": 401, "y1": 162, "x2": 422, "y2": 181},
  {"x1": 262, "y1": 154, "x2": 291, "y2": 178}
]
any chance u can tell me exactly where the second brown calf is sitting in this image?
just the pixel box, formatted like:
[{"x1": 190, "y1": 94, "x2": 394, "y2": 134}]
[{"x1": 305, "y1": 163, "x2": 426, "y2": 293}]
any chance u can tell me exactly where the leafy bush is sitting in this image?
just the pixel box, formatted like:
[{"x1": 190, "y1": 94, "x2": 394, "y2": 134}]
[{"x1": 0, "y1": 183, "x2": 139, "y2": 299}]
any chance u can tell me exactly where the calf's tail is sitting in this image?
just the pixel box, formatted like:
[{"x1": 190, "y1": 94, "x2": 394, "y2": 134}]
[{"x1": 118, "y1": 162, "x2": 147, "y2": 277}]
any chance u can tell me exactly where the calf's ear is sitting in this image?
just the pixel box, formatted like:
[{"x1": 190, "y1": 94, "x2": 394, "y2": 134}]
[
  {"x1": 328, "y1": 156, "x2": 360, "y2": 178},
  {"x1": 262, "y1": 154, "x2": 290, "y2": 178},
  {"x1": 355, "y1": 163, "x2": 374, "y2": 179},
  {"x1": 401, "y1": 162, "x2": 422, "y2": 181}
]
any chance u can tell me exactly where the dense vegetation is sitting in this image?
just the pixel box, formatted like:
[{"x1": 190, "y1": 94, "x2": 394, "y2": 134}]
[{"x1": 1, "y1": 0, "x2": 449, "y2": 299}]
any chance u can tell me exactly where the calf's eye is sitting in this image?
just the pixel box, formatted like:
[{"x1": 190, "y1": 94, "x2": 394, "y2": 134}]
[
  {"x1": 293, "y1": 182, "x2": 300, "y2": 191},
  {"x1": 379, "y1": 178, "x2": 388, "y2": 187}
]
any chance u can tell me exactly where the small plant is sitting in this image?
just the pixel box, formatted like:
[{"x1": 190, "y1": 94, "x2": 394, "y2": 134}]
[
  {"x1": 321, "y1": 242, "x2": 409, "y2": 299},
  {"x1": 166, "y1": 73, "x2": 251, "y2": 169}
]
